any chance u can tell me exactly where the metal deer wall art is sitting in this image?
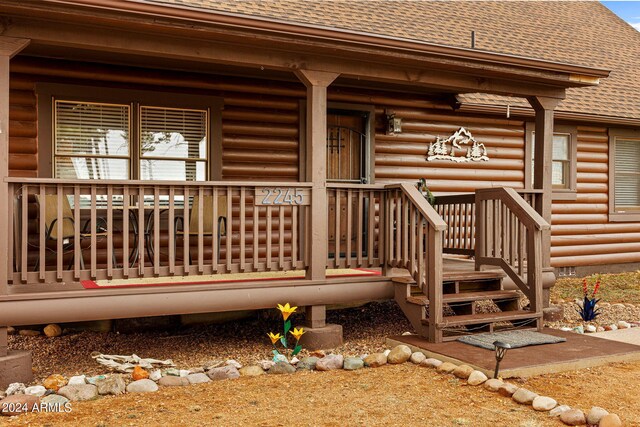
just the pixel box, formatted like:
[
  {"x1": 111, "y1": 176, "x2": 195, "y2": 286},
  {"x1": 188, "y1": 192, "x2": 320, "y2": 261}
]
[{"x1": 427, "y1": 127, "x2": 489, "y2": 163}]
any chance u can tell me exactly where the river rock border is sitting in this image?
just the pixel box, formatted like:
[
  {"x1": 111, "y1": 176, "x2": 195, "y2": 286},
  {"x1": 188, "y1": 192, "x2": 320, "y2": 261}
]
[{"x1": 0, "y1": 346, "x2": 624, "y2": 425}]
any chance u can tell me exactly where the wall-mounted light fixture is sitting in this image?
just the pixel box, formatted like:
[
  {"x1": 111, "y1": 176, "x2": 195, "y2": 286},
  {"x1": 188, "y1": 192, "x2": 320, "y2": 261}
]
[{"x1": 386, "y1": 109, "x2": 402, "y2": 134}]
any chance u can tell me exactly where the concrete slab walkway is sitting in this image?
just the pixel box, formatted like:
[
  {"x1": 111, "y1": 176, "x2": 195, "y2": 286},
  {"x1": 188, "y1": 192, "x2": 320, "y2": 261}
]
[{"x1": 591, "y1": 327, "x2": 640, "y2": 345}]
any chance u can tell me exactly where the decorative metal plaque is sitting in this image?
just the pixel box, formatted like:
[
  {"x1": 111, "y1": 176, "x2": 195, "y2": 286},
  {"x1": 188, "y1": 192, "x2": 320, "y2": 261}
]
[
  {"x1": 255, "y1": 188, "x2": 311, "y2": 206},
  {"x1": 427, "y1": 127, "x2": 489, "y2": 163}
]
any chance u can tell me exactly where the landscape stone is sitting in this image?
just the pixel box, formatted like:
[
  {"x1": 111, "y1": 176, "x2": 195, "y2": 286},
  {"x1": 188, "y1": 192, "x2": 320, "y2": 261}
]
[
  {"x1": 363, "y1": 353, "x2": 387, "y2": 368},
  {"x1": 532, "y1": 396, "x2": 557, "y2": 411},
  {"x1": 420, "y1": 358, "x2": 443, "y2": 368},
  {"x1": 43, "y1": 374, "x2": 67, "y2": 391},
  {"x1": 483, "y1": 379, "x2": 503, "y2": 392},
  {"x1": 24, "y1": 386, "x2": 46, "y2": 397},
  {"x1": 409, "y1": 352, "x2": 426, "y2": 364},
  {"x1": 126, "y1": 379, "x2": 159, "y2": 393},
  {"x1": 18, "y1": 329, "x2": 40, "y2": 337},
  {"x1": 436, "y1": 362, "x2": 457, "y2": 374},
  {"x1": 343, "y1": 357, "x2": 364, "y2": 371},
  {"x1": 43, "y1": 324, "x2": 62, "y2": 337},
  {"x1": 256, "y1": 360, "x2": 276, "y2": 371},
  {"x1": 68, "y1": 375, "x2": 86, "y2": 385},
  {"x1": 164, "y1": 368, "x2": 180, "y2": 377},
  {"x1": 296, "y1": 357, "x2": 319, "y2": 371},
  {"x1": 41, "y1": 394, "x2": 70, "y2": 412},
  {"x1": 596, "y1": 326, "x2": 606, "y2": 332},
  {"x1": 273, "y1": 354, "x2": 288, "y2": 363},
  {"x1": 383, "y1": 349, "x2": 391, "y2": 357},
  {"x1": 598, "y1": 414, "x2": 622, "y2": 427},
  {"x1": 585, "y1": 325, "x2": 597, "y2": 333},
  {"x1": 239, "y1": 366, "x2": 265, "y2": 376},
  {"x1": 179, "y1": 369, "x2": 190, "y2": 377},
  {"x1": 207, "y1": 365, "x2": 240, "y2": 381},
  {"x1": 86, "y1": 375, "x2": 106, "y2": 385},
  {"x1": 290, "y1": 357, "x2": 299, "y2": 365},
  {"x1": 149, "y1": 370, "x2": 162, "y2": 381},
  {"x1": 6, "y1": 326, "x2": 15, "y2": 335},
  {"x1": 617, "y1": 321, "x2": 630, "y2": 329},
  {"x1": 0, "y1": 394, "x2": 40, "y2": 416},
  {"x1": 187, "y1": 373, "x2": 211, "y2": 384},
  {"x1": 226, "y1": 359, "x2": 242, "y2": 369},
  {"x1": 497, "y1": 383, "x2": 519, "y2": 397},
  {"x1": 132, "y1": 366, "x2": 149, "y2": 381},
  {"x1": 268, "y1": 362, "x2": 296, "y2": 375},
  {"x1": 453, "y1": 364, "x2": 474, "y2": 379},
  {"x1": 559, "y1": 409, "x2": 586, "y2": 426},
  {"x1": 95, "y1": 375, "x2": 126, "y2": 395},
  {"x1": 586, "y1": 406, "x2": 609, "y2": 425},
  {"x1": 572, "y1": 325, "x2": 584, "y2": 334},
  {"x1": 188, "y1": 367, "x2": 205, "y2": 374},
  {"x1": 202, "y1": 360, "x2": 225, "y2": 370},
  {"x1": 316, "y1": 354, "x2": 344, "y2": 371},
  {"x1": 58, "y1": 384, "x2": 98, "y2": 401},
  {"x1": 158, "y1": 376, "x2": 189, "y2": 386},
  {"x1": 387, "y1": 345, "x2": 412, "y2": 364},
  {"x1": 467, "y1": 371, "x2": 488, "y2": 386},
  {"x1": 5, "y1": 383, "x2": 26, "y2": 396},
  {"x1": 549, "y1": 405, "x2": 572, "y2": 417},
  {"x1": 512, "y1": 388, "x2": 538, "y2": 405},
  {"x1": 604, "y1": 324, "x2": 618, "y2": 331}
]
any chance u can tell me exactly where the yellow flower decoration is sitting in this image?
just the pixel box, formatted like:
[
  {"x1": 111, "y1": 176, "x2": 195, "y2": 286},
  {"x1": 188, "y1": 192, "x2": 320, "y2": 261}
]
[
  {"x1": 277, "y1": 303, "x2": 297, "y2": 321},
  {"x1": 267, "y1": 332, "x2": 282, "y2": 345},
  {"x1": 290, "y1": 327, "x2": 305, "y2": 341}
]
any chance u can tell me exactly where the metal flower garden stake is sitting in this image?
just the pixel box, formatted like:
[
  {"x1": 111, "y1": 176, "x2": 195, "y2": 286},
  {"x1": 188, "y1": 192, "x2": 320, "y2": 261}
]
[
  {"x1": 576, "y1": 278, "x2": 601, "y2": 322},
  {"x1": 267, "y1": 303, "x2": 305, "y2": 361}
]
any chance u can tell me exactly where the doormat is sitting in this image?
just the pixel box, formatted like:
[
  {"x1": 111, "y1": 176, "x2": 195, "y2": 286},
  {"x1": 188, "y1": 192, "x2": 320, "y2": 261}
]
[
  {"x1": 457, "y1": 330, "x2": 567, "y2": 350},
  {"x1": 81, "y1": 268, "x2": 380, "y2": 289}
]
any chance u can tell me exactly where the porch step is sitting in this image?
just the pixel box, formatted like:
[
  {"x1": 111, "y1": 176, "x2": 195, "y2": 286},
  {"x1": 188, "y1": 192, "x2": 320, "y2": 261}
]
[
  {"x1": 406, "y1": 290, "x2": 520, "y2": 306},
  {"x1": 442, "y1": 271, "x2": 505, "y2": 282},
  {"x1": 423, "y1": 310, "x2": 542, "y2": 328}
]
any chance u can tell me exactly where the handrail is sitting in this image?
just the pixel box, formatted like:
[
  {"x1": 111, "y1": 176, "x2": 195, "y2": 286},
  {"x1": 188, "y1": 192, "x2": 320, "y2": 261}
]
[
  {"x1": 5, "y1": 177, "x2": 314, "y2": 188},
  {"x1": 385, "y1": 183, "x2": 447, "y2": 231},
  {"x1": 476, "y1": 187, "x2": 548, "y2": 231}
]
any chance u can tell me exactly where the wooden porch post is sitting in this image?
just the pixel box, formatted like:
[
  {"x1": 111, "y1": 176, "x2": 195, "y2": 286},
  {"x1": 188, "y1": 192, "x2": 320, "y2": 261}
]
[
  {"x1": 295, "y1": 70, "x2": 339, "y2": 281},
  {"x1": 0, "y1": 37, "x2": 29, "y2": 358}
]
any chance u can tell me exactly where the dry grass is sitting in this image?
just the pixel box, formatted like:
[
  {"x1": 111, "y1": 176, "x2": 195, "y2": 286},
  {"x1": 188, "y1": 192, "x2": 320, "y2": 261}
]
[{"x1": 551, "y1": 271, "x2": 640, "y2": 304}]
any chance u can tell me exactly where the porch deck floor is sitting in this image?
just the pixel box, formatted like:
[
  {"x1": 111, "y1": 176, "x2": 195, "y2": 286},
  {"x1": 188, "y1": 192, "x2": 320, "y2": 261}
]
[{"x1": 387, "y1": 329, "x2": 640, "y2": 378}]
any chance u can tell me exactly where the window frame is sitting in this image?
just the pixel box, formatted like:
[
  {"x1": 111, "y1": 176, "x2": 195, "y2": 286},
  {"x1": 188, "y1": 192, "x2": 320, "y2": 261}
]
[
  {"x1": 608, "y1": 128, "x2": 640, "y2": 222},
  {"x1": 524, "y1": 122, "x2": 578, "y2": 201},
  {"x1": 37, "y1": 83, "x2": 223, "y2": 181}
]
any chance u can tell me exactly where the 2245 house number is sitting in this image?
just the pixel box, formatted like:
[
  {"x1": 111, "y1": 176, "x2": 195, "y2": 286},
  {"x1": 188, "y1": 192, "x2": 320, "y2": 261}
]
[{"x1": 255, "y1": 188, "x2": 310, "y2": 206}]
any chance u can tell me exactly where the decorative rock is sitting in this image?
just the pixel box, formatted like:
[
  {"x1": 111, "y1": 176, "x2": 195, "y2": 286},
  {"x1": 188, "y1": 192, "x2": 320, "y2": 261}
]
[
  {"x1": 273, "y1": 354, "x2": 288, "y2": 363},
  {"x1": 290, "y1": 357, "x2": 299, "y2": 365},
  {"x1": 383, "y1": 349, "x2": 391, "y2": 357},
  {"x1": 512, "y1": 388, "x2": 538, "y2": 405},
  {"x1": 207, "y1": 365, "x2": 240, "y2": 381},
  {"x1": 617, "y1": 320, "x2": 630, "y2": 329},
  {"x1": 132, "y1": 366, "x2": 149, "y2": 381},
  {"x1": 586, "y1": 406, "x2": 609, "y2": 425},
  {"x1": 95, "y1": 375, "x2": 126, "y2": 395},
  {"x1": 585, "y1": 325, "x2": 597, "y2": 333},
  {"x1": 453, "y1": 364, "x2": 475, "y2": 379},
  {"x1": 560, "y1": 327, "x2": 572, "y2": 332},
  {"x1": 256, "y1": 360, "x2": 276, "y2": 371},
  {"x1": 343, "y1": 357, "x2": 364, "y2": 371},
  {"x1": 58, "y1": 384, "x2": 98, "y2": 401},
  {"x1": 604, "y1": 324, "x2": 618, "y2": 331},
  {"x1": 410, "y1": 352, "x2": 426, "y2": 364},
  {"x1": 0, "y1": 391, "x2": 5, "y2": 400},
  {"x1": 549, "y1": 405, "x2": 571, "y2": 417},
  {"x1": 420, "y1": 358, "x2": 443, "y2": 368},
  {"x1": 164, "y1": 368, "x2": 180, "y2": 377},
  {"x1": 596, "y1": 326, "x2": 606, "y2": 332},
  {"x1": 226, "y1": 359, "x2": 242, "y2": 369},
  {"x1": 6, "y1": 326, "x2": 16, "y2": 335},
  {"x1": 309, "y1": 350, "x2": 325, "y2": 358},
  {"x1": 86, "y1": 375, "x2": 106, "y2": 385},
  {"x1": 188, "y1": 367, "x2": 205, "y2": 374},
  {"x1": 483, "y1": 378, "x2": 503, "y2": 391},
  {"x1": 296, "y1": 357, "x2": 319, "y2": 371},
  {"x1": 387, "y1": 345, "x2": 412, "y2": 364},
  {"x1": 436, "y1": 362, "x2": 457, "y2": 374},
  {"x1": 572, "y1": 325, "x2": 584, "y2": 334},
  {"x1": 598, "y1": 414, "x2": 622, "y2": 427},
  {"x1": 43, "y1": 324, "x2": 62, "y2": 337},
  {"x1": 68, "y1": 375, "x2": 86, "y2": 385},
  {"x1": 467, "y1": 370, "x2": 488, "y2": 386},
  {"x1": 18, "y1": 329, "x2": 40, "y2": 337},
  {"x1": 316, "y1": 354, "x2": 344, "y2": 371},
  {"x1": 497, "y1": 383, "x2": 519, "y2": 397},
  {"x1": 24, "y1": 386, "x2": 46, "y2": 397},
  {"x1": 179, "y1": 369, "x2": 190, "y2": 377},
  {"x1": 187, "y1": 373, "x2": 211, "y2": 384},
  {"x1": 149, "y1": 370, "x2": 162, "y2": 382},
  {"x1": 401, "y1": 331, "x2": 412, "y2": 335},
  {"x1": 532, "y1": 396, "x2": 557, "y2": 411},
  {"x1": 41, "y1": 394, "x2": 70, "y2": 412},
  {"x1": 559, "y1": 409, "x2": 586, "y2": 426},
  {"x1": 158, "y1": 376, "x2": 189, "y2": 386},
  {"x1": 239, "y1": 365, "x2": 265, "y2": 376},
  {"x1": 363, "y1": 353, "x2": 387, "y2": 368},
  {"x1": 0, "y1": 394, "x2": 40, "y2": 416},
  {"x1": 43, "y1": 374, "x2": 67, "y2": 392},
  {"x1": 126, "y1": 379, "x2": 159, "y2": 393},
  {"x1": 268, "y1": 362, "x2": 296, "y2": 375},
  {"x1": 202, "y1": 360, "x2": 225, "y2": 370},
  {"x1": 5, "y1": 382, "x2": 26, "y2": 396}
]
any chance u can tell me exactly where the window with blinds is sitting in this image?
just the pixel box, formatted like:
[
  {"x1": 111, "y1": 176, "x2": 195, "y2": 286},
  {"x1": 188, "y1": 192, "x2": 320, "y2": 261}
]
[
  {"x1": 139, "y1": 106, "x2": 208, "y2": 181},
  {"x1": 614, "y1": 139, "x2": 640, "y2": 212},
  {"x1": 54, "y1": 101, "x2": 130, "y2": 180},
  {"x1": 531, "y1": 132, "x2": 572, "y2": 189}
]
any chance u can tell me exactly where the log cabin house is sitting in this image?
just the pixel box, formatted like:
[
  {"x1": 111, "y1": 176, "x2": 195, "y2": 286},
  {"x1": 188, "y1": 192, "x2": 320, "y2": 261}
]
[{"x1": 0, "y1": 0, "x2": 638, "y2": 385}]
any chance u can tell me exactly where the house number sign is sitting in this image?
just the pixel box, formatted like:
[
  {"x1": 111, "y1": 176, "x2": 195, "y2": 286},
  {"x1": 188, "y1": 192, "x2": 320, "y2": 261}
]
[{"x1": 255, "y1": 188, "x2": 311, "y2": 206}]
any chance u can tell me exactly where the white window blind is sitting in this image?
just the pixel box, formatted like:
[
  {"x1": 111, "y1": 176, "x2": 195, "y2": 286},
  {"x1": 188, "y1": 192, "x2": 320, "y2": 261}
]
[
  {"x1": 54, "y1": 101, "x2": 130, "y2": 180},
  {"x1": 614, "y1": 139, "x2": 640, "y2": 211},
  {"x1": 139, "y1": 106, "x2": 208, "y2": 181},
  {"x1": 531, "y1": 132, "x2": 571, "y2": 189}
]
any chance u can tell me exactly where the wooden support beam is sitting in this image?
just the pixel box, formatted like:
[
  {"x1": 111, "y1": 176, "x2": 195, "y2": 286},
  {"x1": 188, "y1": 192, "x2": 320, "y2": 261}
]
[
  {"x1": 295, "y1": 70, "x2": 338, "y2": 281},
  {"x1": 0, "y1": 327, "x2": 7, "y2": 357},
  {"x1": 305, "y1": 305, "x2": 326, "y2": 329}
]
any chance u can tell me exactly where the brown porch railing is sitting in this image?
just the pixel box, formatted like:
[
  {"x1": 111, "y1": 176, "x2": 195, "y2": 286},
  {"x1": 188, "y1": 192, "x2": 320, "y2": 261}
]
[{"x1": 8, "y1": 178, "x2": 311, "y2": 285}]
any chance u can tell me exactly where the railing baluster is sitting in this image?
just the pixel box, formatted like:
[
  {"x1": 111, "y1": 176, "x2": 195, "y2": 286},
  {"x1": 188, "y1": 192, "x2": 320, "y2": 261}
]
[
  {"x1": 266, "y1": 205, "x2": 272, "y2": 270},
  {"x1": 182, "y1": 186, "x2": 189, "y2": 275},
  {"x1": 252, "y1": 199, "x2": 259, "y2": 271},
  {"x1": 90, "y1": 185, "x2": 97, "y2": 279},
  {"x1": 278, "y1": 205, "x2": 284, "y2": 270},
  {"x1": 395, "y1": 192, "x2": 401, "y2": 266},
  {"x1": 368, "y1": 190, "x2": 375, "y2": 267},
  {"x1": 212, "y1": 186, "x2": 219, "y2": 272},
  {"x1": 154, "y1": 186, "x2": 161, "y2": 275},
  {"x1": 107, "y1": 185, "x2": 114, "y2": 279},
  {"x1": 197, "y1": 186, "x2": 204, "y2": 274},
  {"x1": 138, "y1": 185, "x2": 145, "y2": 275},
  {"x1": 292, "y1": 203, "x2": 298, "y2": 268},
  {"x1": 38, "y1": 185, "x2": 45, "y2": 281},
  {"x1": 240, "y1": 187, "x2": 246, "y2": 271},
  {"x1": 402, "y1": 194, "x2": 409, "y2": 267},
  {"x1": 377, "y1": 191, "x2": 385, "y2": 266},
  {"x1": 346, "y1": 189, "x2": 352, "y2": 267},
  {"x1": 123, "y1": 186, "x2": 130, "y2": 278},
  {"x1": 168, "y1": 186, "x2": 175, "y2": 275},
  {"x1": 226, "y1": 186, "x2": 232, "y2": 272},
  {"x1": 409, "y1": 202, "x2": 416, "y2": 276},
  {"x1": 357, "y1": 189, "x2": 364, "y2": 266},
  {"x1": 21, "y1": 185, "x2": 29, "y2": 283},
  {"x1": 334, "y1": 189, "x2": 340, "y2": 269}
]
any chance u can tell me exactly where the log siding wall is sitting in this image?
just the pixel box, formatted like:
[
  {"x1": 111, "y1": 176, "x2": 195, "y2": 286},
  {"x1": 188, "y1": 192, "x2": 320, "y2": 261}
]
[{"x1": 8, "y1": 57, "x2": 640, "y2": 271}]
